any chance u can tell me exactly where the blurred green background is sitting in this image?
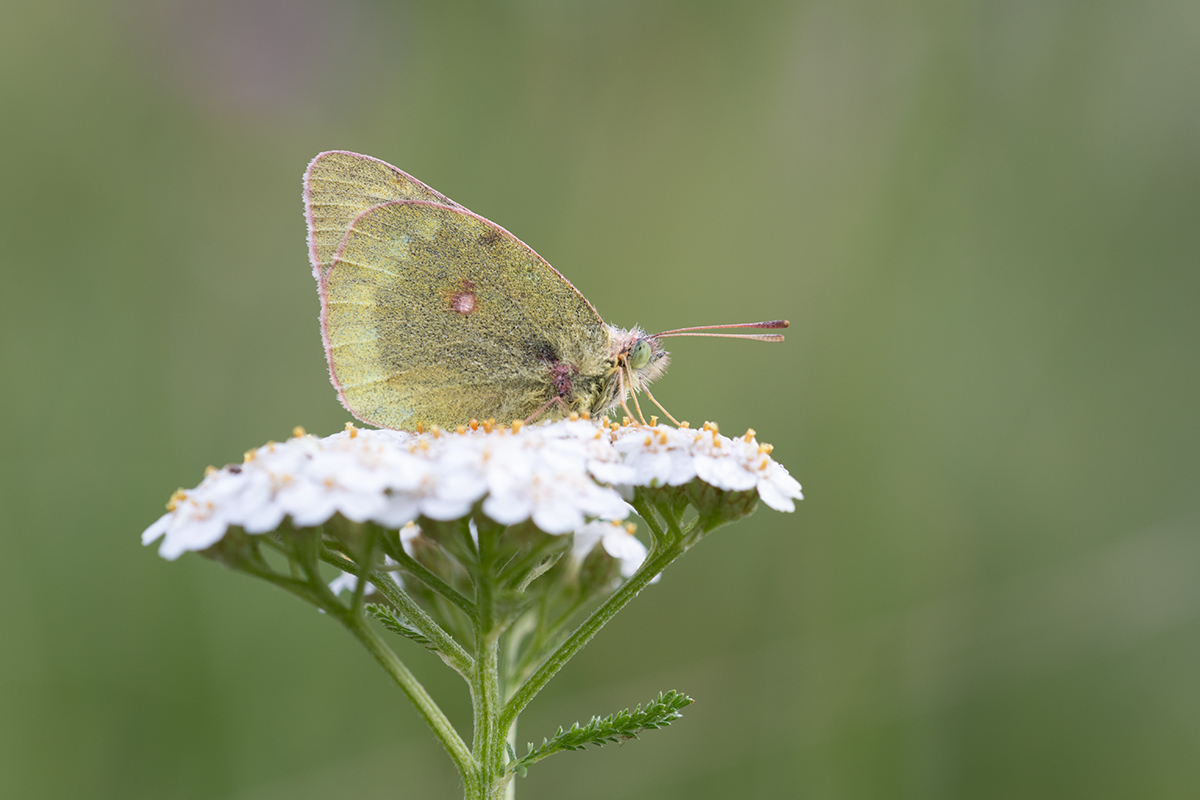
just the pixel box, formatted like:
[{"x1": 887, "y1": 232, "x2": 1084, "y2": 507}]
[{"x1": 2, "y1": 0, "x2": 1198, "y2": 797}]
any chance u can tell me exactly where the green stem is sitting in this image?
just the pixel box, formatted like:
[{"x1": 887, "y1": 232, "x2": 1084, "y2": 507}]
[
  {"x1": 330, "y1": 531, "x2": 480, "y2": 624},
  {"x1": 499, "y1": 504, "x2": 687, "y2": 733},
  {"x1": 507, "y1": 594, "x2": 589, "y2": 693},
  {"x1": 391, "y1": 547, "x2": 480, "y2": 624},
  {"x1": 341, "y1": 612, "x2": 477, "y2": 782},
  {"x1": 467, "y1": 633, "x2": 507, "y2": 799},
  {"x1": 349, "y1": 529, "x2": 376, "y2": 614},
  {"x1": 265, "y1": 543, "x2": 479, "y2": 791},
  {"x1": 245, "y1": 568, "x2": 333, "y2": 610},
  {"x1": 320, "y1": 546, "x2": 474, "y2": 676},
  {"x1": 467, "y1": 525, "x2": 511, "y2": 800}
]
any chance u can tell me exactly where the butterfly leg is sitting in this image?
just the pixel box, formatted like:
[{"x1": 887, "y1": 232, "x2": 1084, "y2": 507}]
[
  {"x1": 627, "y1": 380, "x2": 650, "y2": 426},
  {"x1": 615, "y1": 368, "x2": 639, "y2": 424},
  {"x1": 640, "y1": 385, "x2": 682, "y2": 427},
  {"x1": 523, "y1": 396, "x2": 569, "y2": 425}
]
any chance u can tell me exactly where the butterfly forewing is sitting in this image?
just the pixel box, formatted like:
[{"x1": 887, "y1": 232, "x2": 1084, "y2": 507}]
[
  {"x1": 321, "y1": 201, "x2": 611, "y2": 430},
  {"x1": 305, "y1": 151, "x2": 462, "y2": 282}
]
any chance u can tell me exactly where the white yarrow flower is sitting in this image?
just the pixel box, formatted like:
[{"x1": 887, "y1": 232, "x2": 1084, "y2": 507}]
[
  {"x1": 143, "y1": 419, "x2": 801, "y2": 560},
  {"x1": 572, "y1": 520, "x2": 649, "y2": 577},
  {"x1": 329, "y1": 553, "x2": 407, "y2": 597}
]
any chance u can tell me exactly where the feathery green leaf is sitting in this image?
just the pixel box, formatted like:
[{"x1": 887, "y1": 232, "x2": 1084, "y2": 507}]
[
  {"x1": 510, "y1": 690, "x2": 693, "y2": 773},
  {"x1": 366, "y1": 603, "x2": 436, "y2": 650}
]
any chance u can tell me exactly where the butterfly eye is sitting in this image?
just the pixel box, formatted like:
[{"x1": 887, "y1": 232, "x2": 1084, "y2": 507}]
[{"x1": 628, "y1": 339, "x2": 652, "y2": 370}]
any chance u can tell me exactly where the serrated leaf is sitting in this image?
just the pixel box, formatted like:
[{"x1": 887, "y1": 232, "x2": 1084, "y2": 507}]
[
  {"x1": 510, "y1": 690, "x2": 693, "y2": 773},
  {"x1": 505, "y1": 741, "x2": 526, "y2": 777},
  {"x1": 366, "y1": 603, "x2": 435, "y2": 649}
]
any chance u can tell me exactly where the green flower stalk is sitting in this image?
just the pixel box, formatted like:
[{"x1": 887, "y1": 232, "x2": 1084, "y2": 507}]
[{"x1": 143, "y1": 417, "x2": 801, "y2": 800}]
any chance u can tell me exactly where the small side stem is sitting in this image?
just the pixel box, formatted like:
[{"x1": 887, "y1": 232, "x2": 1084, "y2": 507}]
[
  {"x1": 503, "y1": 720, "x2": 518, "y2": 800},
  {"x1": 320, "y1": 546, "x2": 474, "y2": 675},
  {"x1": 392, "y1": 547, "x2": 480, "y2": 624},
  {"x1": 349, "y1": 529, "x2": 376, "y2": 614},
  {"x1": 499, "y1": 514, "x2": 686, "y2": 733},
  {"x1": 339, "y1": 612, "x2": 476, "y2": 782}
]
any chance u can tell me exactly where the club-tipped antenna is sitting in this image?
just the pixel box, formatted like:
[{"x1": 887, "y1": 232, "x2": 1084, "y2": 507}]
[{"x1": 652, "y1": 319, "x2": 789, "y2": 343}]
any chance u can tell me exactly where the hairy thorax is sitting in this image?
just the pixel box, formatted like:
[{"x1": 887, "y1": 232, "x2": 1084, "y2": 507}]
[{"x1": 566, "y1": 325, "x2": 671, "y2": 419}]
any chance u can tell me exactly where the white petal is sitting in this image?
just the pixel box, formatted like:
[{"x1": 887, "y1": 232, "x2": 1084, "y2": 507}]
[
  {"x1": 399, "y1": 525, "x2": 421, "y2": 556},
  {"x1": 664, "y1": 451, "x2": 698, "y2": 486},
  {"x1": 694, "y1": 455, "x2": 757, "y2": 492},
  {"x1": 756, "y1": 480, "x2": 795, "y2": 512},
  {"x1": 757, "y1": 467, "x2": 803, "y2": 512},
  {"x1": 142, "y1": 512, "x2": 172, "y2": 545},
  {"x1": 334, "y1": 490, "x2": 387, "y2": 523},
  {"x1": 601, "y1": 531, "x2": 648, "y2": 577},
  {"x1": 278, "y1": 484, "x2": 338, "y2": 528},
  {"x1": 531, "y1": 500, "x2": 585, "y2": 535},
  {"x1": 482, "y1": 492, "x2": 533, "y2": 526},
  {"x1": 241, "y1": 503, "x2": 287, "y2": 534},
  {"x1": 328, "y1": 572, "x2": 358, "y2": 595},
  {"x1": 158, "y1": 516, "x2": 226, "y2": 560},
  {"x1": 588, "y1": 460, "x2": 637, "y2": 485},
  {"x1": 420, "y1": 496, "x2": 475, "y2": 521},
  {"x1": 374, "y1": 494, "x2": 420, "y2": 529},
  {"x1": 379, "y1": 456, "x2": 430, "y2": 491},
  {"x1": 571, "y1": 522, "x2": 608, "y2": 560},
  {"x1": 329, "y1": 571, "x2": 377, "y2": 597},
  {"x1": 630, "y1": 451, "x2": 673, "y2": 487}
]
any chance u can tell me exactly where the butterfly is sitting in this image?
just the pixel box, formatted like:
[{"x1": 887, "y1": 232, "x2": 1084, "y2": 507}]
[{"x1": 304, "y1": 151, "x2": 786, "y2": 431}]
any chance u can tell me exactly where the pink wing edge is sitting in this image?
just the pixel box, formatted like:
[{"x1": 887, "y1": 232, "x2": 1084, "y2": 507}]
[{"x1": 315, "y1": 197, "x2": 607, "y2": 430}]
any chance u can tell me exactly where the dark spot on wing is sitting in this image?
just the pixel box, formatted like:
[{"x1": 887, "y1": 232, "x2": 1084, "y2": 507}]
[
  {"x1": 450, "y1": 278, "x2": 478, "y2": 315},
  {"x1": 478, "y1": 229, "x2": 502, "y2": 247},
  {"x1": 528, "y1": 340, "x2": 558, "y2": 362},
  {"x1": 451, "y1": 291, "x2": 476, "y2": 314}
]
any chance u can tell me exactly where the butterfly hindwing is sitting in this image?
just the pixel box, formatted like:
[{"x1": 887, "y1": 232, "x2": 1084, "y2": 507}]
[{"x1": 321, "y1": 200, "x2": 612, "y2": 429}]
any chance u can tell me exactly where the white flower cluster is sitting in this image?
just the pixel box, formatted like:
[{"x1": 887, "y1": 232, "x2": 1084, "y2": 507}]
[{"x1": 143, "y1": 418, "x2": 802, "y2": 561}]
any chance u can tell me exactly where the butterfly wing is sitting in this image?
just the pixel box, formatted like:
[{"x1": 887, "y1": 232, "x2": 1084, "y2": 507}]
[
  {"x1": 321, "y1": 200, "x2": 613, "y2": 430},
  {"x1": 304, "y1": 151, "x2": 462, "y2": 282}
]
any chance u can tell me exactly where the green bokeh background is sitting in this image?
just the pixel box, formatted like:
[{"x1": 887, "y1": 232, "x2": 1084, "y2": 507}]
[{"x1": 3, "y1": 1, "x2": 1198, "y2": 798}]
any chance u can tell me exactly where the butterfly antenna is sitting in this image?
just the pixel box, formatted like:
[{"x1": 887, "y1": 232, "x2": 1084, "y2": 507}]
[{"x1": 652, "y1": 319, "x2": 789, "y2": 343}]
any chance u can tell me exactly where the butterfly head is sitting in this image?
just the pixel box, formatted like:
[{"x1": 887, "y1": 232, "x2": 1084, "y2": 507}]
[{"x1": 610, "y1": 325, "x2": 671, "y2": 393}]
